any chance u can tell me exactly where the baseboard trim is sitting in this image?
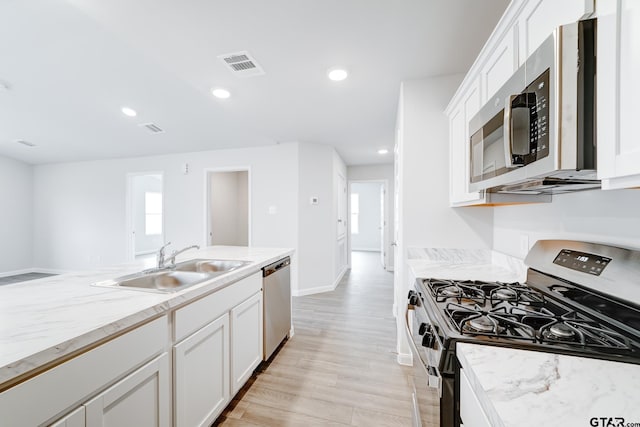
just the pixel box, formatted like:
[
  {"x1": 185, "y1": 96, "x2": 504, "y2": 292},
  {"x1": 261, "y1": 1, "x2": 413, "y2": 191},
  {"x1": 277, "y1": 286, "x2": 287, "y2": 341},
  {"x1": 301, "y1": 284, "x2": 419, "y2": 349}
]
[
  {"x1": 292, "y1": 266, "x2": 349, "y2": 297},
  {"x1": 352, "y1": 248, "x2": 381, "y2": 252},
  {"x1": 397, "y1": 352, "x2": 413, "y2": 366},
  {"x1": 386, "y1": 266, "x2": 395, "y2": 272}
]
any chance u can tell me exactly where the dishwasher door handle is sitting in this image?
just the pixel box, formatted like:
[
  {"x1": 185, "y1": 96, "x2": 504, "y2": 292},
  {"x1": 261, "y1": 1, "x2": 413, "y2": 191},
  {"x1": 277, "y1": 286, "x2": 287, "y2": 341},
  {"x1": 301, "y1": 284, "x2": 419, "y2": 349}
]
[{"x1": 263, "y1": 257, "x2": 291, "y2": 277}]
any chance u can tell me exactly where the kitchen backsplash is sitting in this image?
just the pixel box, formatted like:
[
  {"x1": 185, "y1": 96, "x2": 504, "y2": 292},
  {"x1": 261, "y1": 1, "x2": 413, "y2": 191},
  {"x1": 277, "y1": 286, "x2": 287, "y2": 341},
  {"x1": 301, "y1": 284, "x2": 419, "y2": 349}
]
[{"x1": 493, "y1": 187, "x2": 640, "y2": 258}]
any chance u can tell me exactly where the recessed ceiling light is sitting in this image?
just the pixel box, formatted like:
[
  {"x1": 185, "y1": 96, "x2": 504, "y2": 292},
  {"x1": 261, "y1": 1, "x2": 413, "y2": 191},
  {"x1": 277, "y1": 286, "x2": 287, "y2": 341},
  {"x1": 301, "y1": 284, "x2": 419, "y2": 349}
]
[
  {"x1": 378, "y1": 149, "x2": 389, "y2": 155},
  {"x1": 328, "y1": 68, "x2": 348, "y2": 81},
  {"x1": 212, "y1": 88, "x2": 231, "y2": 99},
  {"x1": 121, "y1": 107, "x2": 137, "y2": 117}
]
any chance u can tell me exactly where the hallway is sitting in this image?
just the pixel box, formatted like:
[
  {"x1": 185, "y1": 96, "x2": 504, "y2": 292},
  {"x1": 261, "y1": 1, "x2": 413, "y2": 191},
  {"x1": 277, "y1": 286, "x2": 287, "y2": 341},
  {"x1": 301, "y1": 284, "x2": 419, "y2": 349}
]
[{"x1": 217, "y1": 251, "x2": 414, "y2": 426}]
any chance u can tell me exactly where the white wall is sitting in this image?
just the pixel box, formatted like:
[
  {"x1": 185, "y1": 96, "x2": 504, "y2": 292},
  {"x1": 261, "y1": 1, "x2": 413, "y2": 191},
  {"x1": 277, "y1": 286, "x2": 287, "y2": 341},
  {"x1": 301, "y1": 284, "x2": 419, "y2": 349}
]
[
  {"x1": 494, "y1": 188, "x2": 640, "y2": 257},
  {"x1": 132, "y1": 174, "x2": 163, "y2": 254},
  {"x1": 296, "y1": 143, "x2": 347, "y2": 295},
  {"x1": 0, "y1": 155, "x2": 33, "y2": 273},
  {"x1": 32, "y1": 144, "x2": 300, "y2": 290},
  {"x1": 350, "y1": 182, "x2": 382, "y2": 251},
  {"x1": 394, "y1": 76, "x2": 494, "y2": 362},
  {"x1": 209, "y1": 171, "x2": 248, "y2": 246},
  {"x1": 347, "y1": 164, "x2": 395, "y2": 269}
]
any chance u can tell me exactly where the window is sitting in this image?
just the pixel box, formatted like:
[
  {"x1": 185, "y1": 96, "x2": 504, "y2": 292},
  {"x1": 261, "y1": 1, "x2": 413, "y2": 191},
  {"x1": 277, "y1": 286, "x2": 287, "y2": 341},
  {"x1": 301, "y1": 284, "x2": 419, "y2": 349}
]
[
  {"x1": 145, "y1": 192, "x2": 163, "y2": 235},
  {"x1": 351, "y1": 193, "x2": 359, "y2": 234}
]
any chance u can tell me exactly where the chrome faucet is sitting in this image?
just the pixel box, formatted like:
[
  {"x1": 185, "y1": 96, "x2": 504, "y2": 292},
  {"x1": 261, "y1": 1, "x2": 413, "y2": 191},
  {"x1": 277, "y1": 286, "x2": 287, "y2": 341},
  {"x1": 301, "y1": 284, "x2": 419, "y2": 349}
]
[
  {"x1": 167, "y1": 245, "x2": 200, "y2": 267},
  {"x1": 156, "y1": 242, "x2": 172, "y2": 269}
]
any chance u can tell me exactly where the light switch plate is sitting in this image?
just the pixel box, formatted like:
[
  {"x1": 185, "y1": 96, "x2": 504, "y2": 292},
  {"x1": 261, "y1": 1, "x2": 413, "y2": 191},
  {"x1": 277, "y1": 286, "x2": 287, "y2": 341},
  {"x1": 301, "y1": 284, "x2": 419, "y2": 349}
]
[{"x1": 268, "y1": 206, "x2": 277, "y2": 215}]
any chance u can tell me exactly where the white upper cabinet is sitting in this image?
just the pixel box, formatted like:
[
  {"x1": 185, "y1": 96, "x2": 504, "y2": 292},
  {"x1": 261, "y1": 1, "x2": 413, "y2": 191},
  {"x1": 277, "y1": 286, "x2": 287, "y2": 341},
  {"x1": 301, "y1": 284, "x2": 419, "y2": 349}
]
[
  {"x1": 597, "y1": 0, "x2": 640, "y2": 189},
  {"x1": 449, "y1": 78, "x2": 485, "y2": 206},
  {"x1": 481, "y1": 25, "x2": 518, "y2": 102},
  {"x1": 517, "y1": 0, "x2": 594, "y2": 64}
]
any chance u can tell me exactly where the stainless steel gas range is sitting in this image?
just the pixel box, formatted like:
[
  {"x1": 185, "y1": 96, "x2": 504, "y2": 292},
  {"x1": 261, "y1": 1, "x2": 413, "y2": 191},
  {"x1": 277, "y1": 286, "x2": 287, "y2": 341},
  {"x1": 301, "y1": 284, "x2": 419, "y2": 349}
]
[{"x1": 404, "y1": 240, "x2": 640, "y2": 427}]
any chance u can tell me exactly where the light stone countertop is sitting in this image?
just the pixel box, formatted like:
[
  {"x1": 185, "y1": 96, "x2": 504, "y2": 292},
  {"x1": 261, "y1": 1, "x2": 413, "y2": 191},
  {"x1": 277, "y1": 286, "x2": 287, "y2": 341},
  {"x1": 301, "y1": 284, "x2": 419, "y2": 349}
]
[
  {"x1": 406, "y1": 247, "x2": 526, "y2": 283},
  {"x1": 0, "y1": 246, "x2": 293, "y2": 388},
  {"x1": 457, "y1": 343, "x2": 640, "y2": 427}
]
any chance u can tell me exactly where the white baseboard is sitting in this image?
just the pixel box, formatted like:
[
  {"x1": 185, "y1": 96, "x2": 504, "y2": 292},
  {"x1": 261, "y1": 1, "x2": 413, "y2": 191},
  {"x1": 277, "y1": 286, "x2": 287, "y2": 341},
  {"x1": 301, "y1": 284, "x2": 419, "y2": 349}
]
[
  {"x1": 397, "y1": 352, "x2": 413, "y2": 366},
  {"x1": 352, "y1": 248, "x2": 381, "y2": 252},
  {"x1": 292, "y1": 265, "x2": 349, "y2": 297},
  {"x1": 386, "y1": 266, "x2": 395, "y2": 272}
]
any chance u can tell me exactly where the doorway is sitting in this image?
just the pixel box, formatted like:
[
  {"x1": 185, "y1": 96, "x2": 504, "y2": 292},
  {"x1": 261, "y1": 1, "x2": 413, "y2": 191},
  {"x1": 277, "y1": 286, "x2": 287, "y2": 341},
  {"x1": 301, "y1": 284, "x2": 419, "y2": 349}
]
[
  {"x1": 126, "y1": 172, "x2": 164, "y2": 260},
  {"x1": 348, "y1": 181, "x2": 388, "y2": 270},
  {"x1": 205, "y1": 168, "x2": 250, "y2": 246}
]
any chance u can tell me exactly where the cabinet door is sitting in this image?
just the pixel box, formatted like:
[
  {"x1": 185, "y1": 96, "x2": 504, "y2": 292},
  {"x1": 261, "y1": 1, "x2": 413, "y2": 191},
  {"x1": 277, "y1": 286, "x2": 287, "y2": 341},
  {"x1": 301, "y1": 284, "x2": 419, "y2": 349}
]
[
  {"x1": 518, "y1": 0, "x2": 594, "y2": 65},
  {"x1": 459, "y1": 369, "x2": 491, "y2": 427},
  {"x1": 449, "y1": 78, "x2": 485, "y2": 206},
  {"x1": 598, "y1": 0, "x2": 640, "y2": 189},
  {"x1": 174, "y1": 313, "x2": 230, "y2": 427},
  {"x1": 84, "y1": 353, "x2": 170, "y2": 427},
  {"x1": 50, "y1": 407, "x2": 85, "y2": 427},
  {"x1": 230, "y1": 291, "x2": 263, "y2": 395},
  {"x1": 481, "y1": 25, "x2": 518, "y2": 102}
]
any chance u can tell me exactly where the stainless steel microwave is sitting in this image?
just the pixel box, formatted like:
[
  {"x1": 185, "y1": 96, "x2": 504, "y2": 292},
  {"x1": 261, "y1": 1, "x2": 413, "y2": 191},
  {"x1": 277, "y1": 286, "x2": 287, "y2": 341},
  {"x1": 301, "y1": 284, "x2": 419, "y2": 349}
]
[{"x1": 468, "y1": 19, "x2": 599, "y2": 195}]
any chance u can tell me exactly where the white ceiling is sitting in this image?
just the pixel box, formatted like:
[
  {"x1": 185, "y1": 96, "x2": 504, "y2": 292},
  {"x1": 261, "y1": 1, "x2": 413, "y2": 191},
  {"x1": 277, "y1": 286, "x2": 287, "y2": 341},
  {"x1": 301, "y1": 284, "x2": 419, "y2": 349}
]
[{"x1": 0, "y1": 0, "x2": 508, "y2": 165}]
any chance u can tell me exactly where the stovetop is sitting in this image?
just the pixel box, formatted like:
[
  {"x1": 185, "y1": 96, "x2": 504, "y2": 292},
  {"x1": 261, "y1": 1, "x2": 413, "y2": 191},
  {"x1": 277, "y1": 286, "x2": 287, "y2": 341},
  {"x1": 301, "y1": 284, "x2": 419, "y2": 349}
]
[
  {"x1": 410, "y1": 241, "x2": 640, "y2": 373},
  {"x1": 423, "y1": 277, "x2": 639, "y2": 355}
]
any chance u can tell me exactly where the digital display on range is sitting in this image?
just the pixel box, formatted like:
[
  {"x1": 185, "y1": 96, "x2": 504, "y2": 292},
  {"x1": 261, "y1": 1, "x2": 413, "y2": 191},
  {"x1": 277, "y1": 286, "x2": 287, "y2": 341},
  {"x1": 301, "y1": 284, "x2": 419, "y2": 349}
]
[{"x1": 553, "y1": 249, "x2": 611, "y2": 276}]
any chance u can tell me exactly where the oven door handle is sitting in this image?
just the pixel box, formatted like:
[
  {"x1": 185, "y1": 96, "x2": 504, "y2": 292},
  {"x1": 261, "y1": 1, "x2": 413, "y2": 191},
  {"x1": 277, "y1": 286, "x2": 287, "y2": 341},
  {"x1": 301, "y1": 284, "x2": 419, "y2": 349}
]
[{"x1": 403, "y1": 304, "x2": 442, "y2": 396}]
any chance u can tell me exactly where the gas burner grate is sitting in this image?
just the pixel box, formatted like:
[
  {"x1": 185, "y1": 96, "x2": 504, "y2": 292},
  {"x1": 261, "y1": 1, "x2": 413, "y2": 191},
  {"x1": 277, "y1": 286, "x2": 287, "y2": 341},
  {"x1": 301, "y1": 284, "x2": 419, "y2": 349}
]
[{"x1": 445, "y1": 302, "x2": 537, "y2": 341}]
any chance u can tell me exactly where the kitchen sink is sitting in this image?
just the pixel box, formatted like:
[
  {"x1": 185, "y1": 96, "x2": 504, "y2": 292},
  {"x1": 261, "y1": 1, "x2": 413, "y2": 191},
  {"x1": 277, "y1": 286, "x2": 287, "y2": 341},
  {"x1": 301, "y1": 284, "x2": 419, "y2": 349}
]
[
  {"x1": 94, "y1": 270, "x2": 212, "y2": 293},
  {"x1": 173, "y1": 259, "x2": 250, "y2": 273},
  {"x1": 92, "y1": 259, "x2": 250, "y2": 293}
]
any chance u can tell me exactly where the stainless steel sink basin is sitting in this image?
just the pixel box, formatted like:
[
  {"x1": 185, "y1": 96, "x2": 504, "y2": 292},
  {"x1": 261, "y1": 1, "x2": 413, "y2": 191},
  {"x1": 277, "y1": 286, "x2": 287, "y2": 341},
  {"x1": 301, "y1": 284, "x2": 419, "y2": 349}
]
[
  {"x1": 173, "y1": 259, "x2": 250, "y2": 273},
  {"x1": 94, "y1": 270, "x2": 212, "y2": 293}
]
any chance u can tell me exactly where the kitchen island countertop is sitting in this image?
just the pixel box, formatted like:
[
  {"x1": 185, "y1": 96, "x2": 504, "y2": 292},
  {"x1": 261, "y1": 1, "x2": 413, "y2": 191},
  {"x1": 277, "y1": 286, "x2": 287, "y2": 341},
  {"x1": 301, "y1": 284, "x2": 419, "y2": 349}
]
[{"x1": 0, "y1": 246, "x2": 293, "y2": 388}]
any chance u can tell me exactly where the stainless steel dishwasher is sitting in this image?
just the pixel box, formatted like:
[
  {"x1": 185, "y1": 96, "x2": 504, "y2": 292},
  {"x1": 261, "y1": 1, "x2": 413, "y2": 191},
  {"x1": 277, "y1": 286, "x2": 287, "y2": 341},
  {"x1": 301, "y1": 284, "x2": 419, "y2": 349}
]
[{"x1": 262, "y1": 257, "x2": 291, "y2": 360}]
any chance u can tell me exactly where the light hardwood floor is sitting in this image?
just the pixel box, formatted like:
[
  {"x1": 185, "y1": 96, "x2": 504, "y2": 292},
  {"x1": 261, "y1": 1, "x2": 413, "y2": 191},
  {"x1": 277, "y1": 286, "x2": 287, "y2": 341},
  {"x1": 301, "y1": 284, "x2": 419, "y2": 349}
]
[{"x1": 216, "y1": 251, "x2": 434, "y2": 427}]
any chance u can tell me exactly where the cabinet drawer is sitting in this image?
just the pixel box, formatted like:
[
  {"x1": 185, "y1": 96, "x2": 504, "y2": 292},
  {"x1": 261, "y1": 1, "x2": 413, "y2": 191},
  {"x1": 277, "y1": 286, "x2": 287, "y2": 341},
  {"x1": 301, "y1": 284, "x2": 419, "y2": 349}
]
[
  {"x1": 174, "y1": 272, "x2": 261, "y2": 343},
  {"x1": 459, "y1": 369, "x2": 491, "y2": 427},
  {"x1": 1, "y1": 316, "x2": 167, "y2": 426}
]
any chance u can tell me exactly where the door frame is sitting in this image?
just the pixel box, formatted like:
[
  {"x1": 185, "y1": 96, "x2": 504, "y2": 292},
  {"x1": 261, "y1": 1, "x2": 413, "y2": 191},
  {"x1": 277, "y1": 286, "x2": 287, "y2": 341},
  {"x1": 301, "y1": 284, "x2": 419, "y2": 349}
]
[
  {"x1": 203, "y1": 167, "x2": 252, "y2": 248},
  {"x1": 125, "y1": 171, "x2": 165, "y2": 261},
  {"x1": 346, "y1": 179, "x2": 390, "y2": 270}
]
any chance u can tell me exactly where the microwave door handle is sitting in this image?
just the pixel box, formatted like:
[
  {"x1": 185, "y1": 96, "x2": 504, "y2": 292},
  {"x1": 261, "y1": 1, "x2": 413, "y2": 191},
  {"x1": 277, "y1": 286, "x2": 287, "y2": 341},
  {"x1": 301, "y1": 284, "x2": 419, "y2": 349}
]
[{"x1": 503, "y1": 94, "x2": 517, "y2": 168}]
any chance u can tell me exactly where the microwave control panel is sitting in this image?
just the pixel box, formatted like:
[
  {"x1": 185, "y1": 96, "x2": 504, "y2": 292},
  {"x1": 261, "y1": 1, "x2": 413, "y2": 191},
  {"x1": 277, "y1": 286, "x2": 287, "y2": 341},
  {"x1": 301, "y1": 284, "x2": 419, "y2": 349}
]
[
  {"x1": 523, "y1": 69, "x2": 550, "y2": 163},
  {"x1": 553, "y1": 249, "x2": 611, "y2": 276}
]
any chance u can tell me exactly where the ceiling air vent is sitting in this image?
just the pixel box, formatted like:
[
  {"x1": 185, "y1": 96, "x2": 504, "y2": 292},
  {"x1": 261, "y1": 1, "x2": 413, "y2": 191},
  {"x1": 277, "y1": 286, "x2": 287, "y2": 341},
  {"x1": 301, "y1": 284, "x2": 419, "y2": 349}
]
[
  {"x1": 16, "y1": 139, "x2": 36, "y2": 147},
  {"x1": 217, "y1": 51, "x2": 265, "y2": 77},
  {"x1": 139, "y1": 123, "x2": 165, "y2": 134}
]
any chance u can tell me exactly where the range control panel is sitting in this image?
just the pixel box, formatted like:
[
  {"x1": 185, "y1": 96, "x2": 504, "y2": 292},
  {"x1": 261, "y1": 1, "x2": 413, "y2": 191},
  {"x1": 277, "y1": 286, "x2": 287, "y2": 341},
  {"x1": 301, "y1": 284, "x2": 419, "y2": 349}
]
[{"x1": 553, "y1": 249, "x2": 612, "y2": 276}]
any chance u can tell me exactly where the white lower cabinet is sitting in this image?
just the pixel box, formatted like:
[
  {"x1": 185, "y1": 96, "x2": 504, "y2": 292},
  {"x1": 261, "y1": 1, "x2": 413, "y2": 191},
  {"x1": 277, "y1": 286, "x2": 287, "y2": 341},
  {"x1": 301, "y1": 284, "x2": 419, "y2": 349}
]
[
  {"x1": 172, "y1": 272, "x2": 263, "y2": 427},
  {"x1": 50, "y1": 407, "x2": 85, "y2": 427},
  {"x1": 230, "y1": 291, "x2": 263, "y2": 395},
  {"x1": 84, "y1": 353, "x2": 170, "y2": 427},
  {"x1": 174, "y1": 313, "x2": 230, "y2": 427},
  {"x1": 459, "y1": 369, "x2": 491, "y2": 427}
]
